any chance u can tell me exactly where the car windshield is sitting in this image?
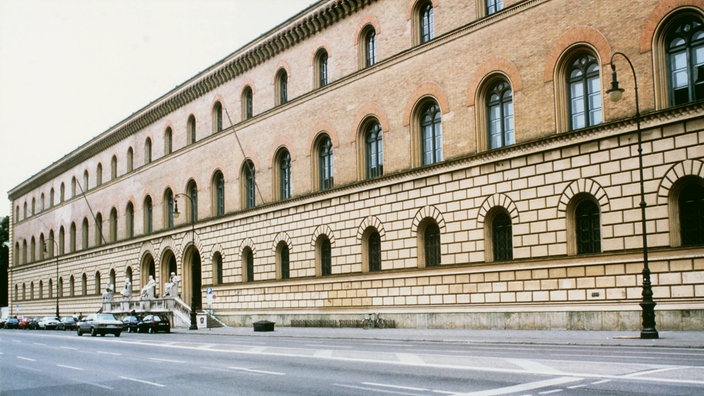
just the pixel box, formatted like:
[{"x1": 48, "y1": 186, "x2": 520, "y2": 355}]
[{"x1": 96, "y1": 314, "x2": 117, "y2": 320}]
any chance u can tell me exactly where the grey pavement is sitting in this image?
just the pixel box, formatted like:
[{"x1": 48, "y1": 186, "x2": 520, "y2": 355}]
[{"x1": 172, "y1": 325, "x2": 704, "y2": 348}]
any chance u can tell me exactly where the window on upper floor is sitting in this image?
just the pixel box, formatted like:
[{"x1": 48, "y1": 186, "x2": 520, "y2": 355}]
[
  {"x1": 213, "y1": 171, "x2": 225, "y2": 216},
  {"x1": 487, "y1": 79, "x2": 515, "y2": 149},
  {"x1": 145, "y1": 138, "x2": 152, "y2": 164},
  {"x1": 315, "y1": 49, "x2": 329, "y2": 88},
  {"x1": 417, "y1": 1, "x2": 434, "y2": 44},
  {"x1": 364, "y1": 27, "x2": 377, "y2": 67},
  {"x1": 275, "y1": 148, "x2": 292, "y2": 200},
  {"x1": 95, "y1": 212, "x2": 103, "y2": 246},
  {"x1": 69, "y1": 222, "x2": 76, "y2": 253},
  {"x1": 187, "y1": 115, "x2": 197, "y2": 144},
  {"x1": 127, "y1": 147, "x2": 134, "y2": 172},
  {"x1": 96, "y1": 164, "x2": 102, "y2": 186},
  {"x1": 667, "y1": 14, "x2": 704, "y2": 106},
  {"x1": 213, "y1": 252, "x2": 223, "y2": 285},
  {"x1": 187, "y1": 180, "x2": 198, "y2": 223},
  {"x1": 242, "y1": 86, "x2": 253, "y2": 120},
  {"x1": 71, "y1": 177, "x2": 77, "y2": 198},
  {"x1": 212, "y1": 101, "x2": 223, "y2": 133},
  {"x1": 276, "y1": 69, "x2": 288, "y2": 105},
  {"x1": 83, "y1": 170, "x2": 89, "y2": 192},
  {"x1": 126, "y1": 202, "x2": 134, "y2": 239},
  {"x1": 363, "y1": 119, "x2": 383, "y2": 179},
  {"x1": 164, "y1": 189, "x2": 174, "y2": 229},
  {"x1": 60, "y1": 183, "x2": 65, "y2": 203},
  {"x1": 420, "y1": 101, "x2": 442, "y2": 165},
  {"x1": 111, "y1": 155, "x2": 118, "y2": 180},
  {"x1": 567, "y1": 52, "x2": 602, "y2": 130},
  {"x1": 58, "y1": 226, "x2": 65, "y2": 255},
  {"x1": 109, "y1": 208, "x2": 118, "y2": 243},
  {"x1": 487, "y1": 0, "x2": 503, "y2": 15},
  {"x1": 144, "y1": 196, "x2": 153, "y2": 234},
  {"x1": 165, "y1": 127, "x2": 173, "y2": 154},
  {"x1": 82, "y1": 218, "x2": 89, "y2": 250},
  {"x1": 242, "y1": 160, "x2": 256, "y2": 209},
  {"x1": 317, "y1": 135, "x2": 334, "y2": 191}
]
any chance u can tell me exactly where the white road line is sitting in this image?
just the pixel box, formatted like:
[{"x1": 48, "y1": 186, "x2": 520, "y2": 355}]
[
  {"x1": 57, "y1": 364, "x2": 84, "y2": 371},
  {"x1": 453, "y1": 376, "x2": 583, "y2": 396},
  {"x1": 591, "y1": 380, "x2": 611, "y2": 385},
  {"x1": 396, "y1": 353, "x2": 425, "y2": 365},
  {"x1": 15, "y1": 365, "x2": 41, "y2": 372},
  {"x1": 334, "y1": 383, "x2": 419, "y2": 395},
  {"x1": 148, "y1": 357, "x2": 186, "y2": 363},
  {"x1": 32, "y1": 342, "x2": 47, "y2": 346},
  {"x1": 119, "y1": 376, "x2": 166, "y2": 387},
  {"x1": 363, "y1": 382, "x2": 428, "y2": 391},
  {"x1": 60, "y1": 346, "x2": 78, "y2": 351},
  {"x1": 97, "y1": 351, "x2": 121, "y2": 356},
  {"x1": 16, "y1": 356, "x2": 36, "y2": 362},
  {"x1": 505, "y1": 358, "x2": 564, "y2": 375},
  {"x1": 87, "y1": 382, "x2": 114, "y2": 390},
  {"x1": 314, "y1": 349, "x2": 333, "y2": 358},
  {"x1": 539, "y1": 389, "x2": 565, "y2": 394},
  {"x1": 621, "y1": 367, "x2": 680, "y2": 378},
  {"x1": 228, "y1": 366, "x2": 285, "y2": 376}
]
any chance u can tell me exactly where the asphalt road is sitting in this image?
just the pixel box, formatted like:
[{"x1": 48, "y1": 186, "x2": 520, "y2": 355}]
[{"x1": 1, "y1": 329, "x2": 703, "y2": 395}]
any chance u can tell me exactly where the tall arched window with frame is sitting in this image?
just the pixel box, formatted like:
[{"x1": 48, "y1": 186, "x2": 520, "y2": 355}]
[
  {"x1": 365, "y1": 121, "x2": 383, "y2": 179},
  {"x1": 667, "y1": 15, "x2": 704, "y2": 105},
  {"x1": 568, "y1": 53, "x2": 602, "y2": 130},
  {"x1": 420, "y1": 102, "x2": 442, "y2": 165},
  {"x1": 487, "y1": 80, "x2": 514, "y2": 149}
]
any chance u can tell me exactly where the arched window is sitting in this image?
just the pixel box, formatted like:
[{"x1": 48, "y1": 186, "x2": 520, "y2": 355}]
[
  {"x1": 83, "y1": 170, "x2": 89, "y2": 191},
  {"x1": 58, "y1": 226, "x2": 65, "y2": 255},
  {"x1": 666, "y1": 14, "x2": 704, "y2": 105},
  {"x1": 573, "y1": 197, "x2": 601, "y2": 254},
  {"x1": 144, "y1": 196, "x2": 153, "y2": 234},
  {"x1": 568, "y1": 53, "x2": 602, "y2": 130},
  {"x1": 126, "y1": 147, "x2": 134, "y2": 172},
  {"x1": 50, "y1": 188, "x2": 55, "y2": 207},
  {"x1": 487, "y1": 209, "x2": 513, "y2": 262},
  {"x1": 82, "y1": 218, "x2": 89, "y2": 249},
  {"x1": 365, "y1": 120, "x2": 383, "y2": 179},
  {"x1": 418, "y1": 220, "x2": 441, "y2": 267},
  {"x1": 60, "y1": 183, "x2": 65, "y2": 202},
  {"x1": 126, "y1": 202, "x2": 135, "y2": 238},
  {"x1": 95, "y1": 212, "x2": 103, "y2": 246},
  {"x1": 95, "y1": 271, "x2": 101, "y2": 296},
  {"x1": 276, "y1": 149, "x2": 292, "y2": 200},
  {"x1": 40, "y1": 193, "x2": 45, "y2": 212},
  {"x1": 420, "y1": 101, "x2": 442, "y2": 165},
  {"x1": 364, "y1": 27, "x2": 377, "y2": 67},
  {"x1": 21, "y1": 240, "x2": 26, "y2": 264},
  {"x1": 111, "y1": 155, "x2": 118, "y2": 180},
  {"x1": 81, "y1": 273, "x2": 88, "y2": 295},
  {"x1": 48, "y1": 278, "x2": 53, "y2": 299},
  {"x1": 30, "y1": 237, "x2": 36, "y2": 262},
  {"x1": 109, "y1": 208, "x2": 118, "y2": 242},
  {"x1": 679, "y1": 181, "x2": 704, "y2": 246},
  {"x1": 418, "y1": 2, "x2": 434, "y2": 44},
  {"x1": 316, "y1": 49, "x2": 329, "y2": 88},
  {"x1": 164, "y1": 189, "x2": 174, "y2": 228},
  {"x1": 212, "y1": 101, "x2": 223, "y2": 132},
  {"x1": 165, "y1": 127, "x2": 173, "y2": 154},
  {"x1": 242, "y1": 160, "x2": 256, "y2": 209},
  {"x1": 213, "y1": 252, "x2": 223, "y2": 285},
  {"x1": 276, "y1": 69, "x2": 288, "y2": 105},
  {"x1": 242, "y1": 247, "x2": 254, "y2": 282},
  {"x1": 317, "y1": 136, "x2": 334, "y2": 190},
  {"x1": 39, "y1": 280, "x2": 43, "y2": 299},
  {"x1": 145, "y1": 137, "x2": 152, "y2": 164},
  {"x1": 242, "y1": 86, "x2": 253, "y2": 120},
  {"x1": 362, "y1": 228, "x2": 382, "y2": 272},
  {"x1": 96, "y1": 163, "x2": 102, "y2": 186},
  {"x1": 58, "y1": 277, "x2": 63, "y2": 298},
  {"x1": 487, "y1": 80, "x2": 514, "y2": 149},
  {"x1": 187, "y1": 115, "x2": 197, "y2": 144},
  {"x1": 277, "y1": 241, "x2": 290, "y2": 280},
  {"x1": 317, "y1": 235, "x2": 332, "y2": 276},
  {"x1": 213, "y1": 171, "x2": 225, "y2": 216},
  {"x1": 187, "y1": 181, "x2": 198, "y2": 222},
  {"x1": 71, "y1": 177, "x2": 77, "y2": 197},
  {"x1": 31, "y1": 197, "x2": 36, "y2": 215},
  {"x1": 39, "y1": 234, "x2": 45, "y2": 260},
  {"x1": 69, "y1": 275, "x2": 75, "y2": 297},
  {"x1": 69, "y1": 222, "x2": 76, "y2": 252}
]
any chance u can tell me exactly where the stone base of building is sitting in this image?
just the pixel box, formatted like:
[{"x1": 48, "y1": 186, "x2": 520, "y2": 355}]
[{"x1": 214, "y1": 305, "x2": 704, "y2": 331}]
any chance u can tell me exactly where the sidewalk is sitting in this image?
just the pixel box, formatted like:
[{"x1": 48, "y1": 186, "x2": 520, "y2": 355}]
[{"x1": 172, "y1": 325, "x2": 704, "y2": 348}]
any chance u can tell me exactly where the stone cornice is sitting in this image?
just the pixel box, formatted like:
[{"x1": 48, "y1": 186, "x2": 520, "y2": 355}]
[{"x1": 10, "y1": 0, "x2": 376, "y2": 199}]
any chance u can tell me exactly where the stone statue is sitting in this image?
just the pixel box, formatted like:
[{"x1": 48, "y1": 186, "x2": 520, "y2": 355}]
[
  {"x1": 102, "y1": 283, "x2": 114, "y2": 302},
  {"x1": 164, "y1": 272, "x2": 180, "y2": 298},
  {"x1": 121, "y1": 278, "x2": 132, "y2": 299},
  {"x1": 140, "y1": 275, "x2": 156, "y2": 299}
]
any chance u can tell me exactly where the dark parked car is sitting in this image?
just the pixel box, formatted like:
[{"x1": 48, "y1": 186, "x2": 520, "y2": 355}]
[
  {"x1": 137, "y1": 314, "x2": 170, "y2": 333},
  {"x1": 4, "y1": 317, "x2": 20, "y2": 329},
  {"x1": 61, "y1": 316, "x2": 78, "y2": 331},
  {"x1": 77, "y1": 313, "x2": 122, "y2": 337},
  {"x1": 122, "y1": 315, "x2": 140, "y2": 333}
]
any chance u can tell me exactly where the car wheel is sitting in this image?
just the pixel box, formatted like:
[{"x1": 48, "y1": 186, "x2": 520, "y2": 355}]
[
  {"x1": 77, "y1": 328, "x2": 82, "y2": 336},
  {"x1": 148, "y1": 327, "x2": 153, "y2": 334},
  {"x1": 100, "y1": 333, "x2": 106, "y2": 337},
  {"x1": 90, "y1": 327, "x2": 97, "y2": 337},
  {"x1": 115, "y1": 332, "x2": 121, "y2": 337}
]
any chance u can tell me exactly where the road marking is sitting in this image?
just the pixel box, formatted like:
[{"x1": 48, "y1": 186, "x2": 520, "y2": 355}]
[
  {"x1": 228, "y1": 366, "x2": 285, "y2": 376},
  {"x1": 97, "y1": 351, "x2": 121, "y2": 356},
  {"x1": 57, "y1": 364, "x2": 84, "y2": 371},
  {"x1": 591, "y1": 379, "x2": 611, "y2": 385},
  {"x1": 119, "y1": 376, "x2": 166, "y2": 387},
  {"x1": 314, "y1": 349, "x2": 333, "y2": 358},
  {"x1": 16, "y1": 356, "x2": 36, "y2": 362},
  {"x1": 15, "y1": 365, "x2": 41, "y2": 372},
  {"x1": 60, "y1": 346, "x2": 78, "y2": 351},
  {"x1": 539, "y1": 389, "x2": 565, "y2": 394},
  {"x1": 32, "y1": 342, "x2": 47, "y2": 346},
  {"x1": 506, "y1": 358, "x2": 564, "y2": 375},
  {"x1": 364, "y1": 382, "x2": 428, "y2": 391},
  {"x1": 452, "y1": 376, "x2": 582, "y2": 396},
  {"x1": 396, "y1": 353, "x2": 424, "y2": 365},
  {"x1": 621, "y1": 367, "x2": 680, "y2": 378},
  {"x1": 334, "y1": 383, "x2": 419, "y2": 395},
  {"x1": 87, "y1": 382, "x2": 114, "y2": 390},
  {"x1": 148, "y1": 357, "x2": 186, "y2": 363}
]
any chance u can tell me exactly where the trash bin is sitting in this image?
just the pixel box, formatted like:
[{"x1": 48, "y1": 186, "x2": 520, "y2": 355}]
[
  {"x1": 197, "y1": 314, "x2": 208, "y2": 329},
  {"x1": 253, "y1": 320, "x2": 275, "y2": 332}
]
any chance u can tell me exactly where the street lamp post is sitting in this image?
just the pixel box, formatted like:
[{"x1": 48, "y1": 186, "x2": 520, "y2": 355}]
[
  {"x1": 44, "y1": 239, "x2": 60, "y2": 319},
  {"x1": 174, "y1": 193, "x2": 198, "y2": 330},
  {"x1": 606, "y1": 51, "x2": 659, "y2": 339}
]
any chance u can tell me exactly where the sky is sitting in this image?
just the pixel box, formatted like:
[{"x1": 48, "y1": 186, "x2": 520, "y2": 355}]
[{"x1": 0, "y1": 0, "x2": 314, "y2": 219}]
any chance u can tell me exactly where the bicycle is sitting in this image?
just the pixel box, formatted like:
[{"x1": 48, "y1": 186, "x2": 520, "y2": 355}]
[{"x1": 361, "y1": 312, "x2": 387, "y2": 329}]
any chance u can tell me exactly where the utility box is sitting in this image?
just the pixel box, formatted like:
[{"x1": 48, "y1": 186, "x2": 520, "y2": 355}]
[{"x1": 253, "y1": 320, "x2": 275, "y2": 332}]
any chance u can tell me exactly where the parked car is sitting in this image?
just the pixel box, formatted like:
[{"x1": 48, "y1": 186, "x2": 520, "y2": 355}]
[
  {"x1": 18, "y1": 317, "x2": 32, "y2": 329},
  {"x1": 137, "y1": 314, "x2": 170, "y2": 334},
  {"x1": 77, "y1": 313, "x2": 122, "y2": 337},
  {"x1": 4, "y1": 317, "x2": 20, "y2": 329},
  {"x1": 37, "y1": 316, "x2": 62, "y2": 330},
  {"x1": 121, "y1": 315, "x2": 141, "y2": 333},
  {"x1": 60, "y1": 316, "x2": 78, "y2": 331},
  {"x1": 0, "y1": 318, "x2": 7, "y2": 328},
  {"x1": 28, "y1": 318, "x2": 40, "y2": 330}
]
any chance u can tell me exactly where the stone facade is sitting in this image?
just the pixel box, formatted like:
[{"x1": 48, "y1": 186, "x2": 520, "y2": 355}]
[{"x1": 7, "y1": 0, "x2": 704, "y2": 330}]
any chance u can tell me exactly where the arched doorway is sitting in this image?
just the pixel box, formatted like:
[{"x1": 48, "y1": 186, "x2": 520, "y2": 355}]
[{"x1": 182, "y1": 246, "x2": 202, "y2": 311}]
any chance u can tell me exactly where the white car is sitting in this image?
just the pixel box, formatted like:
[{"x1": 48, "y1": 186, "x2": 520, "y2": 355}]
[
  {"x1": 37, "y1": 316, "x2": 62, "y2": 330},
  {"x1": 77, "y1": 313, "x2": 122, "y2": 337}
]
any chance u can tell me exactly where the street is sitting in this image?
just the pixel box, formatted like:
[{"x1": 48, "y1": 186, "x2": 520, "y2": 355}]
[{"x1": 1, "y1": 329, "x2": 703, "y2": 395}]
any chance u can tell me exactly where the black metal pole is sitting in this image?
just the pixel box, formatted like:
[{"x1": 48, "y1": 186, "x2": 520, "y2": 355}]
[
  {"x1": 55, "y1": 254, "x2": 60, "y2": 318},
  {"x1": 609, "y1": 52, "x2": 658, "y2": 339},
  {"x1": 176, "y1": 192, "x2": 198, "y2": 330}
]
